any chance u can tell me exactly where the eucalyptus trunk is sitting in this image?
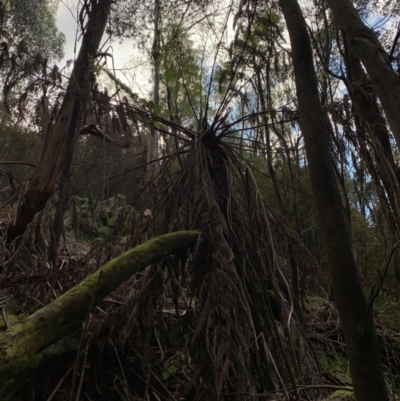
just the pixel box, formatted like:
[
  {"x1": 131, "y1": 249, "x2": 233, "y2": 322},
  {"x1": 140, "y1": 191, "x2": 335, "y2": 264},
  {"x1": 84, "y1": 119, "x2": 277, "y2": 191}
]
[
  {"x1": 146, "y1": 0, "x2": 161, "y2": 178},
  {"x1": 9, "y1": 0, "x2": 113, "y2": 239},
  {"x1": 326, "y1": 0, "x2": 400, "y2": 149},
  {"x1": 278, "y1": 1, "x2": 389, "y2": 400},
  {"x1": 343, "y1": 35, "x2": 400, "y2": 288}
]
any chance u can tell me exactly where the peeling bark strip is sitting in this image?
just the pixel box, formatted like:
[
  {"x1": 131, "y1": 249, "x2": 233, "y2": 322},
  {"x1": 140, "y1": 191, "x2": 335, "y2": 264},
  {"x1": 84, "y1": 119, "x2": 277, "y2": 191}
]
[
  {"x1": 0, "y1": 230, "x2": 200, "y2": 396},
  {"x1": 326, "y1": 0, "x2": 400, "y2": 150},
  {"x1": 8, "y1": 0, "x2": 113, "y2": 239},
  {"x1": 278, "y1": 1, "x2": 389, "y2": 400}
]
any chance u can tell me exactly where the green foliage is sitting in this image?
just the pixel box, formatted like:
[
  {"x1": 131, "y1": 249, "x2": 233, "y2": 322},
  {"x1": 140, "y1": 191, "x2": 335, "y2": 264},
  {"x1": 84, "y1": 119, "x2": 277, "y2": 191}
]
[
  {"x1": 350, "y1": 209, "x2": 386, "y2": 274},
  {"x1": 0, "y1": 125, "x2": 40, "y2": 161},
  {"x1": 97, "y1": 225, "x2": 110, "y2": 239},
  {"x1": 214, "y1": 61, "x2": 233, "y2": 95},
  {"x1": 63, "y1": 195, "x2": 133, "y2": 241},
  {"x1": 160, "y1": 22, "x2": 203, "y2": 125},
  {"x1": 5, "y1": 0, "x2": 65, "y2": 61},
  {"x1": 75, "y1": 196, "x2": 89, "y2": 208},
  {"x1": 242, "y1": 9, "x2": 282, "y2": 50},
  {"x1": 374, "y1": 292, "x2": 400, "y2": 331},
  {"x1": 0, "y1": 113, "x2": 41, "y2": 192}
]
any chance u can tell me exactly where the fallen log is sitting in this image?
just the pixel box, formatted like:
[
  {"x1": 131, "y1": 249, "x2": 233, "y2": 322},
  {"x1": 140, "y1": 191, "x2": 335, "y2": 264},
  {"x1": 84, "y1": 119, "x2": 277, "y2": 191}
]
[{"x1": 0, "y1": 230, "x2": 200, "y2": 398}]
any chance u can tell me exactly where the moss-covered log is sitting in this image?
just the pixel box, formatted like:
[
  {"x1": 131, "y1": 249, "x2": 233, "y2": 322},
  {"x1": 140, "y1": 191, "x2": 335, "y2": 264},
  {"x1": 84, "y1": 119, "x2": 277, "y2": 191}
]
[{"x1": 0, "y1": 230, "x2": 200, "y2": 395}]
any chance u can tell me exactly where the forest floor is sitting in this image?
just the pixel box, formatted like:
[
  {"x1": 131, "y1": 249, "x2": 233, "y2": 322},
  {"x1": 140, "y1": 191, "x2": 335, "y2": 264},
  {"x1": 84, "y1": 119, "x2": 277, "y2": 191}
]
[{"x1": 1, "y1": 208, "x2": 400, "y2": 401}]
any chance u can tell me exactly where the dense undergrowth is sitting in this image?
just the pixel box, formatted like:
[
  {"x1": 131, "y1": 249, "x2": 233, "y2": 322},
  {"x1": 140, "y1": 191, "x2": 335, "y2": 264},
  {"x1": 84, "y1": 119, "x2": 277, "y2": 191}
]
[{"x1": 1, "y1": 187, "x2": 399, "y2": 400}]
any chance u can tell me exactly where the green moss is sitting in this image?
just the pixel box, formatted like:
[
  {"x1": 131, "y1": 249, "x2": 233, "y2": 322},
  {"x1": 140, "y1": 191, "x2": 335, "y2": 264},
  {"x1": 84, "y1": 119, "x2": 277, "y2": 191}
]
[
  {"x1": 306, "y1": 295, "x2": 328, "y2": 307},
  {"x1": 306, "y1": 295, "x2": 335, "y2": 323},
  {"x1": 330, "y1": 389, "x2": 355, "y2": 400},
  {"x1": 162, "y1": 364, "x2": 179, "y2": 380},
  {"x1": 0, "y1": 231, "x2": 201, "y2": 393},
  {"x1": 0, "y1": 314, "x2": 23, "y2": 332},
  {"x1": 320, "y1": 350, "x2": 352, "y2": 389}
]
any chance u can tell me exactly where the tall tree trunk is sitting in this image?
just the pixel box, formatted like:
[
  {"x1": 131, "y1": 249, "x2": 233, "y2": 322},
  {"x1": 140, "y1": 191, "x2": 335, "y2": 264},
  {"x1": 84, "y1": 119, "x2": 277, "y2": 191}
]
[
  {"x1": 8, "y1": 0, "x2": 112, "y2": 240},
  {"x1": 278, "y1": 1, "x2": 389, "y2": 400},
  {"x1": 343, "y1": 34, "x2": 400, "y2": 288},
  {"x1": 325, "y1": 0, "x2": 400, "y2": 149},
  {"x1": 343, "y1": 34, "x2": 396, "y2": 167},
  {"x1": 254, "y1": 60, "x2": 286, "y2": 215},
  {"x1": 344, "y1": 33, "x2": 400, "y2": 205},
  {"x1": 146, "y1": 0, "x2": 161, "y2": 178}
]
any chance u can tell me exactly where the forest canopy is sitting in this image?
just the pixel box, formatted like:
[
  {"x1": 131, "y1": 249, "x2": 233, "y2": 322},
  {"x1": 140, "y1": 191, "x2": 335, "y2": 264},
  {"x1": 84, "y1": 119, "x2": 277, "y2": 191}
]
[{"x1": 0, "y1": 0, "x2": 400, "y2": 400}]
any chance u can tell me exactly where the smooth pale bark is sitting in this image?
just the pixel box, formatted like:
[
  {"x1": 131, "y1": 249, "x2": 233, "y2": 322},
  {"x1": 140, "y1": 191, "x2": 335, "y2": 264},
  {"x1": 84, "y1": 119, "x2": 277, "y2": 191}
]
[
  {"x1": 9, "y1": 0, "x2": 113, "y2": 239},
  {"x1": 146, "y1": 0, "x2": 161, "y2": 178},
  {"x1": 0, "y1": 230, "x2": 200, "y2": 398},
  {"x1": 278, "y1": 1, "x2": 389, "y2": 400},
  {"x1": 326, "y1": 0, "x2": 400, "y2": 149}
]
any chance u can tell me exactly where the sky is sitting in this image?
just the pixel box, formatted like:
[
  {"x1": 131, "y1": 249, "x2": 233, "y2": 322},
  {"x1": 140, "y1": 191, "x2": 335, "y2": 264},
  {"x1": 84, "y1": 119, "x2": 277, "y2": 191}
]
[
  {"x1": 56, "y1": 0, "x2": 152, "y2": 95},
  {"x1": 56, "y1": 0, "x2": 79, "y2": 63},
  {"x1": 55, "y1": 0, "x2": 238, "y2": 101},
  {"x1": 55, "y1": 0, "x2": 397, "y2": 104}
]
